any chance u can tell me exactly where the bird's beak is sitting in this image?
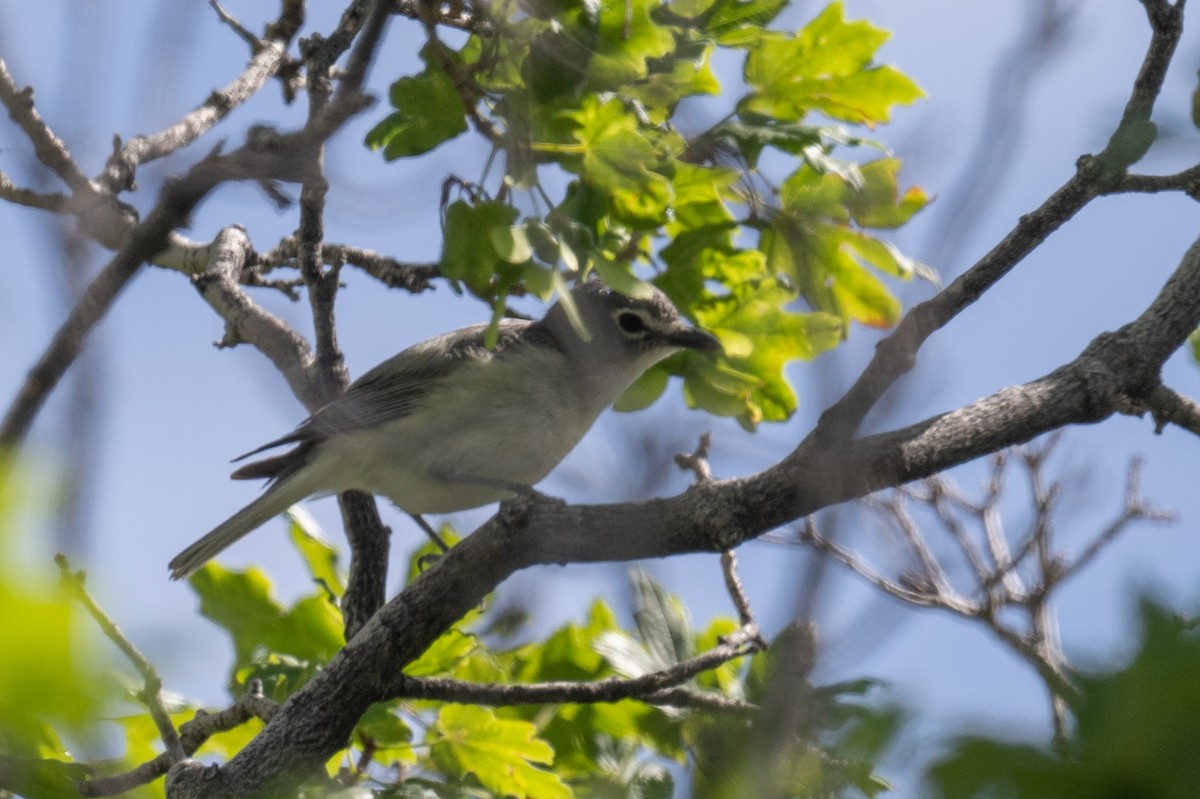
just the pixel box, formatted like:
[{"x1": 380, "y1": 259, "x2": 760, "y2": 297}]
[{"x1": 666, "y1": 324, "x2": 723, "y2": 353}]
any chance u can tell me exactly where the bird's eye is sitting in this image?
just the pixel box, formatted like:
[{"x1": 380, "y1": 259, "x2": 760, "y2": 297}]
[{"x1": 616, "y1": 311, "x2": 647, "y2": 335}]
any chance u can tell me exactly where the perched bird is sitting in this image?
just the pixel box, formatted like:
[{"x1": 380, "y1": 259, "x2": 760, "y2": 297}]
[{"x1": 168, "y1": 281, "x2": 721, "y2": 579}]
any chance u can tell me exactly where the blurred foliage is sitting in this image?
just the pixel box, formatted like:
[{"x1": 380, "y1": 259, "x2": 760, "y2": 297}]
[
  {"x1": 930, "y1": 599, "x2": 1200, "y2": 799},
  {"x1": 368, "y1": 0, "x2": 929, "y2": 429},
  {"x1": 0, "y1": 459, "x2": 108, "y2": 799},
  {"x1": 178, "y1": 519, "x2": 901, "y2": 798},
  {"x1": 14, "y1": 472, "x2": 1200, "y2": 798}
]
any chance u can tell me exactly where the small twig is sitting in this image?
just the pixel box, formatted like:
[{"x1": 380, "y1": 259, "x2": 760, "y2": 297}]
[
  {"x1": 256, "y1": 237, "x2": 441, "y2": 292},
  {"x1": 1055, "y1": 458, "x2": 1175, "y2": 585},
  {"x1": 209, "y1": 0, "x2": 265, "y2": 51},
  {"x1": 387, "y1": 625, "x2": 761, "y2": 706},
  {"x1": 720, "y1": 551, "x2": 760, "y2": 640},
  {"x1": 98, "y1": 34, "x2": 295, "y2": 193},
  {"x1": 869, "y1": 492, "x2": 954, "y2": 598},
  {"x1": 799, "y1": 518, "x2": 957, "y2": 609},
  {"x1": 55, "y1": 557, "x2": 184, "y2": 764},
  {"x1": 1113, "y1": 164, "x2": 1200, "y2": 200},
  {"x1": 923, "y1": 478, "x2": 991, "y2": 582},
  {"x1": 675, "y1": 431, "x2": 714, "y2": 483},
  {"x1": 81, "y1": 681, "x2": 279, "y2": 797},
  {"x1": 1141, "y1": 384, "x2": 1200, "y2": 435},
  {"x1": 0, "y1": 170, "x2": 69, "y2": 211},
  {"x1": 0, "y1": 58, "x2": 95, "y2": 194}
]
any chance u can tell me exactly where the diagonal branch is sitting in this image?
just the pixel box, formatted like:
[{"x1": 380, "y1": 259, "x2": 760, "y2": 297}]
[
  {"x1": 83, "y1": 681, "x2": 279, "y2": 798},
  {"x1": 97, "y1": 2, "x2": 304, "y2": 193},
  {"x1": 812, "y1": 2, "x2": 1187, "y2": 444},
  {"x1": 0, "y1": 58, "x2": 95, "y2": 194},
  {"x1": 387, "y1": 624, "x2": 760, "y2": 707},
  {"x1": 174, "y1": 224, "x2": 1200, "y2": 797}
]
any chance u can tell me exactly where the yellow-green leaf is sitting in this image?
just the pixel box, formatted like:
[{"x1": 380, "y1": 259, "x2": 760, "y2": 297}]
[{"x1": 432, "y1": 706, "x2": 571, "y2": 799}]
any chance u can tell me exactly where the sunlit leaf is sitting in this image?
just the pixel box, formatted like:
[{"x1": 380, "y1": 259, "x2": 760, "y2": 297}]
[
  {"x1": 431, "y1": 705, "x2": 571, "y2": 799},
  {"x1": 366, "y1": 63, "x2": 468, "y2": 159},
  {"x1": 741, "y1": 2, "x2": 923, "y2": 124}
]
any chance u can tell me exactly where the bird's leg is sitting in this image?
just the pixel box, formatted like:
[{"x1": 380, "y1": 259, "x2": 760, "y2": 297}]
[{"x1": 408, "y1": 512, "x2": 450, "y2": 570}]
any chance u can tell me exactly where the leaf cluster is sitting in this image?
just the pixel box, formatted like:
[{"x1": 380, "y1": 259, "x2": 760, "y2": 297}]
[{"x1": 368, "y1": 0, "x2": 927, "y2": 427}]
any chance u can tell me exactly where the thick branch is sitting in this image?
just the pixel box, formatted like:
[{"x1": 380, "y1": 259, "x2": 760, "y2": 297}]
[{"x1": 175, "y1": 229, "x2": 1200, "y2": 798}]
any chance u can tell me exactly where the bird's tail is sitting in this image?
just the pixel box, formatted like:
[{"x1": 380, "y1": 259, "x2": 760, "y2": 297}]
[{"x1": 168, "y1": 470, "x2": 322, "y2": 580}]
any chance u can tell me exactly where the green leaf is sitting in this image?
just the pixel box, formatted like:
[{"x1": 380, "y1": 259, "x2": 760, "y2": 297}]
[
  {"x1": 440, "y1": 200, "x2": 524, "y2": 299},
  {"x1": 0, "y1": 467, "x2": 109, "y2": 761},
  {"x1": 190, "y1": 563, "x2": 344, "y2": 670},
  {"x1": 703, "y1": 0, "x2": 787, "y2": 39},
  {"x1": 613, "y1": 364, "x2": 670, "y2": 411},
  {"x1": 564, "y1": 97, "x2": 673, "y2": 226},
  {"x1": 577, "y1": 0, "x2": 675, "y2": 87},
  {"x1": 688, "y1": 281, "x2": 844, "y2": 425},
  {"x1": 741, "y1": 2, "x2": 923, "y2": 125},
  {"x1": 592, "y1": 258, "x2": 656, "y2": 299},
  {"x1": 489, "y1": 224, "x2": 535, "y2": 264},
  {"x1": 621, "y1": 38, "x2": 721, "y2": 122},
  {"x1": 845, "y1": 158, "x2": 929, "y2": 229},
  {"x1": 405, "y1": 629, "x2": 479, "y2": 678},
  {"x1": 631, "y1": 570, "x2": 694, "y2": 668},
  {"x1": 286, "y1": 510, "x2": 344, "y2": 598},
  {"x1": 0, "y1": 757, "x2": 88, "y2": 799},
  {"x1": 431, "y1": 706, "x2": 571, "y2": 799},
  {"x1": 669, "y1": 163, "x2": 739, "y2": 230},
  {"x1": 366, "y1": 64, "x2": 468, "y2": 159}
]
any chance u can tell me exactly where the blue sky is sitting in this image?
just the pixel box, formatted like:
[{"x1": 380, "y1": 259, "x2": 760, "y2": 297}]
[{"x1": 3, "y1": 0, "x2": 1200, "y2": 790}]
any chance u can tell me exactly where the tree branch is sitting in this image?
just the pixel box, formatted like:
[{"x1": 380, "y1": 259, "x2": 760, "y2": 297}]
[
  {"x1": 387, "y1": 625, "x2": 759, "y2": 707},
  {"x1": 0, "y1": 58, "x2": 95, "y2": 194},
  {"x1": 98, "y1": 2, "x2": 303, "y2": 193},
  {"x1": 57, "y1": 557, "x2": 184, "y2": 765},
  {"x1": 812, "y1": 3, "x2": 1187, "y2": 443},
  {"x1": 83, "y1": 681, "x2": 279, "y2": 798},
  {"x1": 172, "y1": 225, "x2": 1200, "y2": 796}
]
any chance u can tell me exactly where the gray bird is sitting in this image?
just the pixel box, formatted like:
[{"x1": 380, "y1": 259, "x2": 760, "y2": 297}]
[{"x1": 168, "y1": 281, "x2": 720, "y2": 579}]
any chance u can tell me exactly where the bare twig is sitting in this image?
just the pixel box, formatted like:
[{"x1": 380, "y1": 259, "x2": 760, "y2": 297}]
[
  {"x1": 388, "y1": 624, "x2": 761, "y2": 706},
  {"x1": 720, "y1": 550, "x2": 759, "y2": 637},
  {"x1": 259, "y1": 237, "x2": 440, "y2": 291},
  {"x1": 98, "y1": 20, "x2": 299, "y2": 193},
  {"x1": 56, "y1": 557, "x2": 184, "y2": 765},
  {"x1": 209, "y1": 0, "x2": 265, "y2": 51},
  {"x1": 675, "y1": 431, "x2": 714, "y2": 483},
  {"x1": 799, "y1": 517, "x2": 952, "y2": 608},
  {"x1": 1114, "y1": 164, "x2": 1200, "y2": 199},
  {"x1": 1139, "y1": 384, "x2": 1200, "y2": 435},
  {"x1": 82, "y1": 681, "x2": 279, "y2": 797},
  {"x1": 0, "y1": 171, "x2": 69, "y2": 211},
  {"x1": 1055, "y1": 458, "x2": 1175, "y2": 585},
  {"x1": 0, "y1": 58, "x2": 95, "y2": 194}
]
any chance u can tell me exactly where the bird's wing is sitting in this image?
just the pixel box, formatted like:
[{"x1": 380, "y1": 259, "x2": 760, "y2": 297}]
[{"x1": 232, "y1": 319, "x2": 541, "y2": 461}]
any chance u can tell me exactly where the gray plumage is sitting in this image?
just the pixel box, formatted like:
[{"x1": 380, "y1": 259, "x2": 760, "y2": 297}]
[{"x1": 168, "y1": 282, "x2": 720, "y2": 579}]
